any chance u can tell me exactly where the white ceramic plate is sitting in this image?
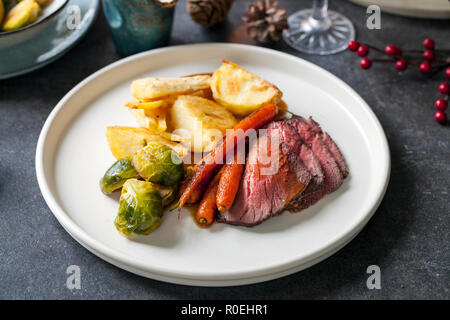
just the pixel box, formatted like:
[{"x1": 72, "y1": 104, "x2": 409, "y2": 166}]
[
  {"x1": 36, "y1": 43, "x2": 390, "y2": 286},
  {"x1": 348, "y1": 0, "x2": 450, "y2": 19}
]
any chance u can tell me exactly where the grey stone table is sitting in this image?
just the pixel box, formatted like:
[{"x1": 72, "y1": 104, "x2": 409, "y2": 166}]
[{"x1": 0, "y1": 0, "x2": 449, "y2": 299}]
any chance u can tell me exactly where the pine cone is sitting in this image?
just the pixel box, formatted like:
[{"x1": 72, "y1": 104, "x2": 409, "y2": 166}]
[
  {"x1": 187, "y1": 0, "x2": 234, "y2": 28},
  {"x1": 242, "y1": 0, "x2": 288, "y2": 43}
]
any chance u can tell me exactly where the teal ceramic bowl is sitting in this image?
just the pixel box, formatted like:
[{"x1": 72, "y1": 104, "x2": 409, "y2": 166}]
[
  {"x1": 0, "y1": 0, "x2": 69, "y2": 49},
  {"x1": 102, "y1": 0, "x2": 175, "y2": 57},
  {"x1": 0, "y1": 0, "x2": 99, "y2": 79}
]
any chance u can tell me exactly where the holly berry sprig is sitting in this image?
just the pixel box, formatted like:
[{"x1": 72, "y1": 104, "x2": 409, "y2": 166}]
[
  {"x1": 435, "y1": 82, "x2": 448, "y2": 124},
  {"x1": 348, "y1": 38, "x2": 449, "y2": 124}
]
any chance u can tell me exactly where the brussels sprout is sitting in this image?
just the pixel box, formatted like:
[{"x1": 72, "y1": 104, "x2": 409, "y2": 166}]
[
  {"x1": 114, "y1": 179, "x2": 163, "y2": 236},
  {"x1": 132, "y1": 143, "x2": 184, "y2": 187},
  {"x1": 100, "y1": 157, "x2": 139, "y2": 194}
]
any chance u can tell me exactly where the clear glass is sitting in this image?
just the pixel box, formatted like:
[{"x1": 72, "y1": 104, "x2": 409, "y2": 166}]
[{"x1": 282, "y1": 0, "x2": 355, "y2": 55}]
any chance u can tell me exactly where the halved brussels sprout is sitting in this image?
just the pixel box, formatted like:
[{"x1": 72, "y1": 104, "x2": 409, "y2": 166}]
[
  {"x1": 132, "y1": 143, "x2": 184, "y2": 187},
  {"x1": 100, "y1": 157, "x2": 139, "y2": 194},
  {"x1": 114, "y1": 179, "x2": 163, "y2": 236}
]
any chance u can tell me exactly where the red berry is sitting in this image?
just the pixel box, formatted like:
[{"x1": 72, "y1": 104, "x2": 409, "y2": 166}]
[
  {"x1": 357, "y1": 44, "x2": 369, "y2": 57},
  {"x1": 360, "y1": 58, "x2": 372, "y2": 69},
  {"x1": 395, "y1": 59, "x2": 408, "y2": 71},
  {"x1": 435, "y1": 111, "x2": 447, "y2": 124},
  {"x1": 446, "y1": 68, "x2": 450, "y2": 80},
  {"x1": 435, "y1": 99, "x2": 448, "y2": 111},
  {"x1": 419, "y1": 61, "x2": 432, "y2": 74},
  {"x1": 438, "y1": 83, "x2": 449, "y2": 95},
  {"x1": 423, "y1": 49, "x2": 435, "y2": 61},
  {"x1": 348, "y1": 40, "x2": 360, "y2": 51},
  {"x1": 423, "y1": 38, "x2": 435, "y2": 50},
  {"x1": 385, "y1": 45, "x2": 402, "y2": 56},
  {"x1": 385, "y1": 44, "x2": 396, "y2": 55}
]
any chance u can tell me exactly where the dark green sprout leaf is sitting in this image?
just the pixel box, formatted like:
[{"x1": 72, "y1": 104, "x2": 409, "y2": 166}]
[
  {"x1": 132, "y1": 143, "x2": 184, "y2": 187},
  {"x1": 114, "y1": 179, "x2": 163, "y2": 237},
  {"x1": 100, "y1": 157, "x2": 139, "y2": 194}
]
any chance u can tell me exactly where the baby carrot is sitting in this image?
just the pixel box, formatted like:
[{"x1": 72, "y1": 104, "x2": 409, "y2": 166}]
[
  {"x1": 178, "y1": 179, "x2": 203, "y2": 204},
  {"x1": 196, "y1": 169, "x2": 223, "y2": 226},
  {"x1": 216, "y1": 156, "x2": 244, "y2": 212},
  {"x1": 178, "y1": 104, "x2": 277, "y2": 210}
]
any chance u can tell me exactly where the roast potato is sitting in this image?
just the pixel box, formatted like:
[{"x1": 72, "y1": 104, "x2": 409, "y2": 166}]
[
  {"x1": 130, "y1": 75, "x2": 211, "y2": 100},
  {"x1": 106, "y1": 126, "x2": 187, "y2": 159},
  {"x1": 169, "y1": 95, "x2": 237, "y2": 152},
  {"x1": 210, "y1": 61, "x2": 282, "y2": 116}
]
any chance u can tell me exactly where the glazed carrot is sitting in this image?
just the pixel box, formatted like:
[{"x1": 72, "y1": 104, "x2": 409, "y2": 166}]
[
  {"x1": 196, "y1": 169, "x2": 223, "y2": 226},
  {"x1": 185, "y1": 186, "x2": 204, "y2": 204},
  {"x1": 178, "y1": 104, "x2": 278, "y2": 210},
  {"x1": 216, "y1": 155, "x2": 244, "y2": 211},
  {"x1": 183, "y1": 162, "x2": 224, "y2": 204},
  {"x1": 178, "y1": 180, "x2": 192, "y2": 203}
]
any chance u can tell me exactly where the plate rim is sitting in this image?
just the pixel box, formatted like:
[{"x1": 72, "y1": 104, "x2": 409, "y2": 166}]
[{"x1": 36, "y1": 43, "x2": 391, "y2": 286}]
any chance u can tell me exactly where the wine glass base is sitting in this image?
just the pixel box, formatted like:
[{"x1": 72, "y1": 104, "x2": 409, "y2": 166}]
[{"x1": 283, "y1": 9, "x2": 355, "y2": 55}]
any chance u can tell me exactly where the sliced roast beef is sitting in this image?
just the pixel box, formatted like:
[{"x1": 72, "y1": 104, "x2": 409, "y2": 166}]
[
  {"x1": 217, "y1": 132, "x2": 312, "y2": 226},
  {"x1": 307, "y1": 117, "x2": 349, "y2": 178},
  {"x1": 217, "y1": 115, "x2": 348, "y2": 226},
  {"x1": 287, "y1": 117, "x2": 343, "y2": 210},
  {"x1": 266, "y1": 121, "x2": 324, "y2": 195}
]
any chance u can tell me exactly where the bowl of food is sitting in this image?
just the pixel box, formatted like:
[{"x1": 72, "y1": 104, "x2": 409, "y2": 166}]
[{"x1": 0, "y1": 0, "x2": 68, "y2": 48}]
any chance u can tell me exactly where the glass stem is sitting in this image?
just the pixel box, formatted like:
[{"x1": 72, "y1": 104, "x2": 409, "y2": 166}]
[{"x1": 312, "y1": 0, "x2": 329, "y2": 21}]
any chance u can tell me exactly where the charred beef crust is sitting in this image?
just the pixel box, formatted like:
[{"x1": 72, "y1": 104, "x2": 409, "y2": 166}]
[
  {"x1": 307, "y1": 117, "x2": 349, "y2": 178},
  {"x1": 287, "y1": 117, "x2": 343, "y2": 211}
]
